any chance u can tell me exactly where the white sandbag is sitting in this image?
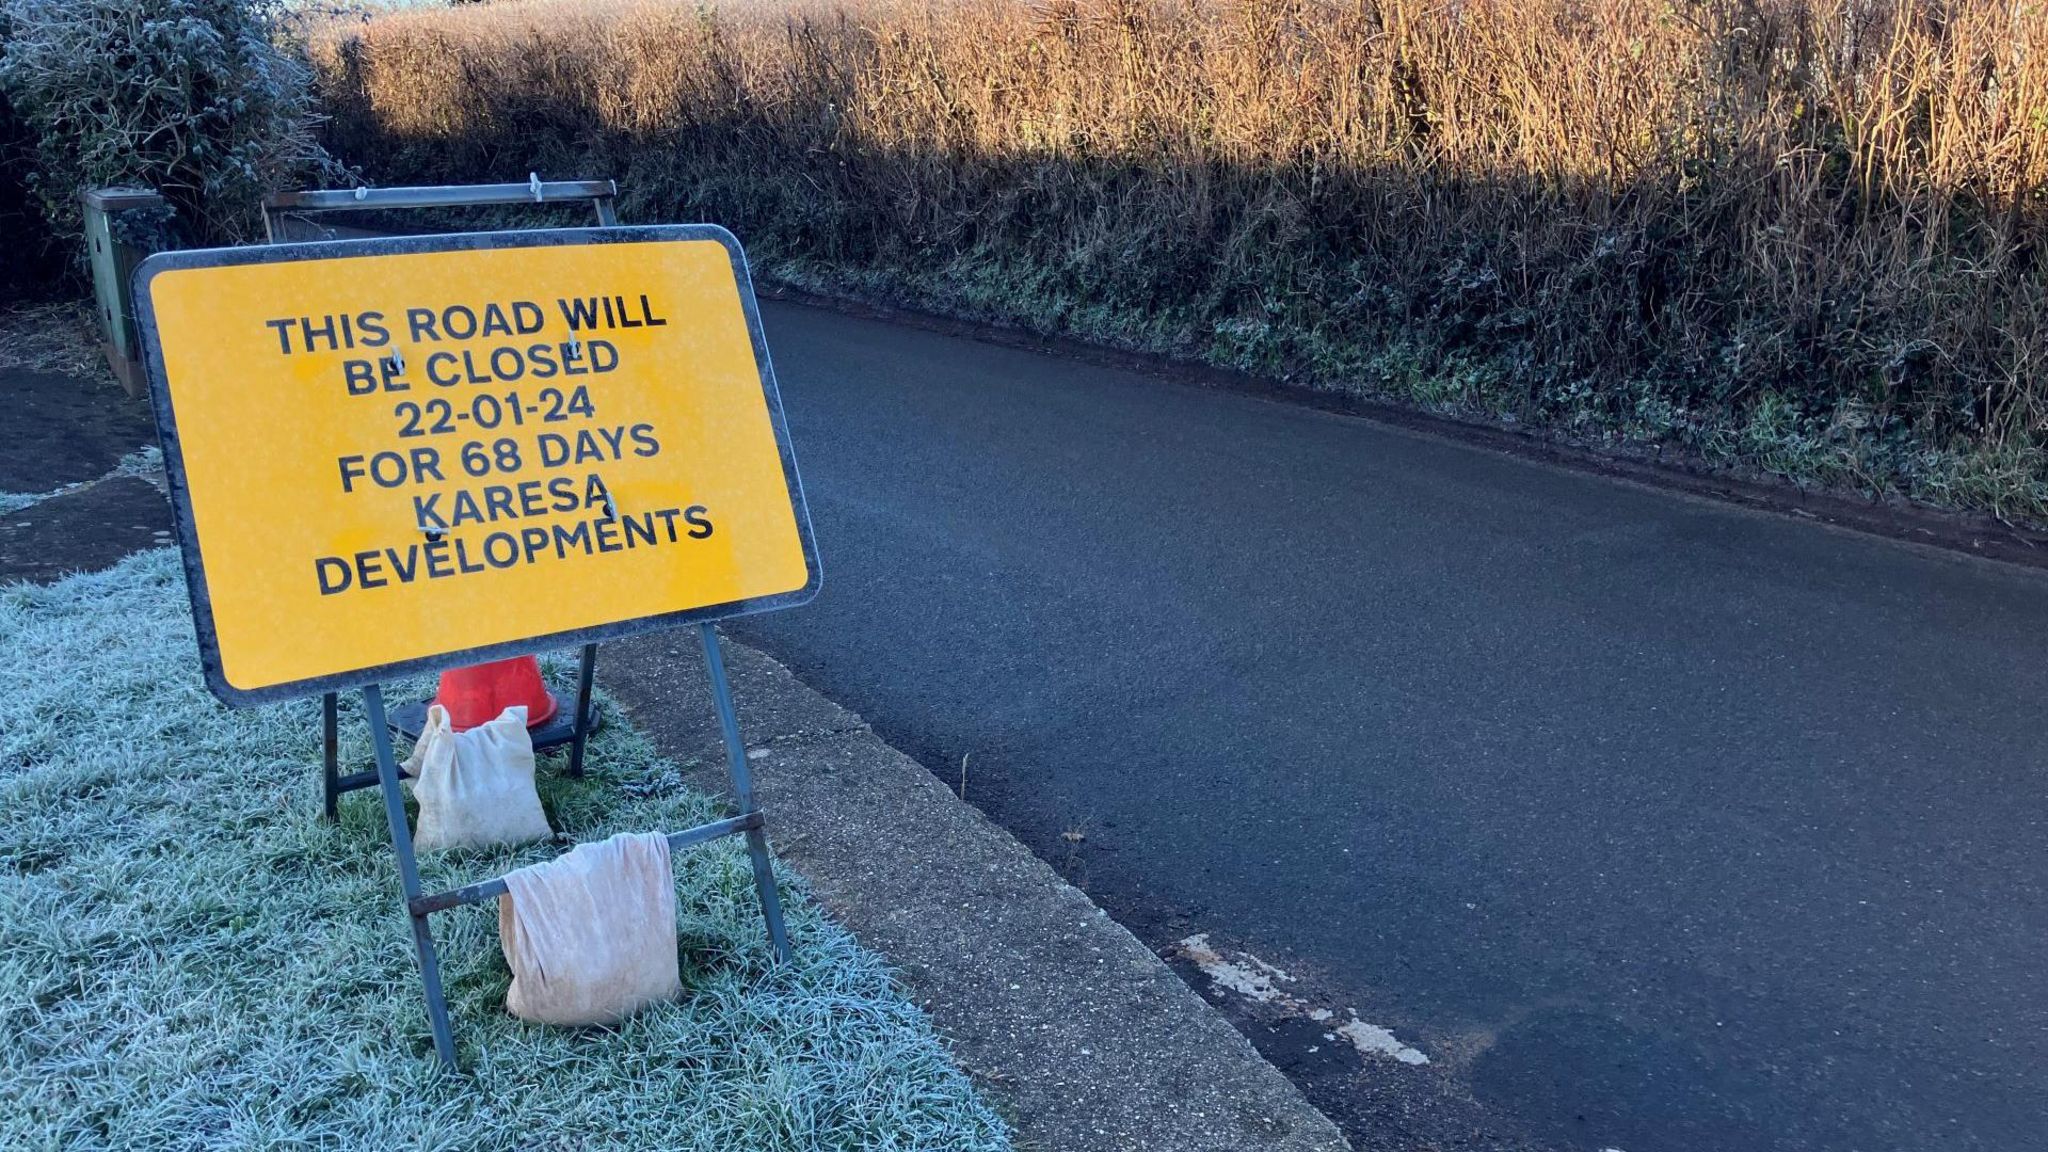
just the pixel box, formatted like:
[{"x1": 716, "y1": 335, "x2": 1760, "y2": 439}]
[
  {"x1": 402, "y1": 703, "x2": 551, "y2": 853},
  {"x1": 498, "y1": 831, "x2": 681, "y2": 1026}
]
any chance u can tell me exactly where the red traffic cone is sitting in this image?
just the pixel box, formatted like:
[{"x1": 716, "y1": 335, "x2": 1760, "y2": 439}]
[{"x1": 434, "y1": 656, "x2": 559, "y2": 731}]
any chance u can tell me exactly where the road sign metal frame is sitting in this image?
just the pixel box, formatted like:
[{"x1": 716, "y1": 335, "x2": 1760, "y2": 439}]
[
  {"x1": 135, "y1": 182, "x2": 803, "y2": 1069},
  {"x1": 261, "y1": 176, "x2": 621, "y2": 241},
  {"x1": 357, "y1": 621, "x2": 790, "y2": 1069}
]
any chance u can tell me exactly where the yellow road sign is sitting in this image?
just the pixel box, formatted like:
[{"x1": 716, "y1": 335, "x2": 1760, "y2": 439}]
[{"x1": 136, "y1": 227, "x2": 818, "y2": 704}]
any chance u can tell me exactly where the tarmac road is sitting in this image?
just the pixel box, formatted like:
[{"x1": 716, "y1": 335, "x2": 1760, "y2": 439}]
[{"x1": 727, "y1": 299, "x2": 2048, "y2": 1152}]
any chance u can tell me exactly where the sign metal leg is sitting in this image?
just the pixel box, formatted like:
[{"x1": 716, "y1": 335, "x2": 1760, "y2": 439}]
[
  {"x1": 567, "y1": 643, "x2": 599, "y2": 777},
  {"x1": 362, "y1": 683, "x2": 459, "y2": 1068},
  {"x1": 698, "y1": 623, "x2": 791, "y2": 964},
  {"x1": 320, "y1": 692, "x2": 340, "y2": 821}
]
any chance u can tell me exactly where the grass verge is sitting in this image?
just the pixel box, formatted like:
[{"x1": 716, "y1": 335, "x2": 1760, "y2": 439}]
[{"x1": 0, "y1": 548, "x2": 1011, "y2": 1151}]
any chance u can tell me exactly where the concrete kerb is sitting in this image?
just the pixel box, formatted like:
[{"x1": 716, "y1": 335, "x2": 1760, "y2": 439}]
[{"x1": 599, "y1": 628, "x2": 1353, "y2": 1152}]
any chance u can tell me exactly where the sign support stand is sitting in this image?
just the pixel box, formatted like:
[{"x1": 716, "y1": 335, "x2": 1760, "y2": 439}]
[
  {"x1": 700, "y1": 621, "x2": 792, "y2": 960},
  {"x1": 344, "y1": 625, "x2": 791, "y2": 1069},
  {"x1": 362, "y1": 681, "x2": 459, "y2": 1067}
]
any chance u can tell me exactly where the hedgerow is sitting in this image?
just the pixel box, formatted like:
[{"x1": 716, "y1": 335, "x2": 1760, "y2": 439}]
[
  {"x1": 312, "y1": 0, "x2": 2048, "y2": 523},
  {"x1": 0, "y1": 10, "x2": 60, "y2": 299},
  {"x1": 0, "y1": 0, "x2": 333, "y2": 267}
]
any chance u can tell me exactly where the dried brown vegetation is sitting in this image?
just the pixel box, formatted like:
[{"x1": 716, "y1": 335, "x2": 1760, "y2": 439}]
[{"x1": 315, "y1": 0, "x2": 2048, "y2": 519}]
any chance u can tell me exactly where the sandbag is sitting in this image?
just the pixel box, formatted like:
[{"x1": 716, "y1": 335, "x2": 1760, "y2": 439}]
[
  {"x1": 402, "y1": 703, "x2": 551, "y2": 853},
  {"x1": 498, "y1": 831, "x2": 682, "y2": 1025}
]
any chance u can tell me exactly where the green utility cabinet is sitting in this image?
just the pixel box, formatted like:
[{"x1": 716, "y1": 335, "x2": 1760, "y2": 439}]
[{"x1": 81, "y1": 186, "x2": 168, "y2": 397}]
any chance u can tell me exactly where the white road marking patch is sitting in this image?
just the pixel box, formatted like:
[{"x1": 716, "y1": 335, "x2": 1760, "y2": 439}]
[
  {"x1": 1177, "y1": 933, "x2": 1287, "y2": 1002},
  {"x1": 1175, "y1": 933, "x2": 1428, "y2": 1066},
  {"x1": 1335, "y1": 1016, "x2": 1430, "y2": 1065},
  {"x1": 1244, "y1": 953, "x2": 1297, "y2": 983}
]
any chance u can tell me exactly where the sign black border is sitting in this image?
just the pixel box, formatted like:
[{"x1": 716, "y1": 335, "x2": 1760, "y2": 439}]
[{"x1": 133, "y1": 224, "x2": 822, "y2": 708}]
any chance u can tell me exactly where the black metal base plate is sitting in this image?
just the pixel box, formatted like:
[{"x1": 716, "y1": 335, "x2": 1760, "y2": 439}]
[{"x1": 387, "y1": 697, "x2": 601, "y2": 753}]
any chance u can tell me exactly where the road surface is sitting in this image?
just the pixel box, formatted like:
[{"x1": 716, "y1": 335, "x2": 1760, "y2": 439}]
[{"x1": 728, "y1": 299, "x2": 2048, "y2": 1152}]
